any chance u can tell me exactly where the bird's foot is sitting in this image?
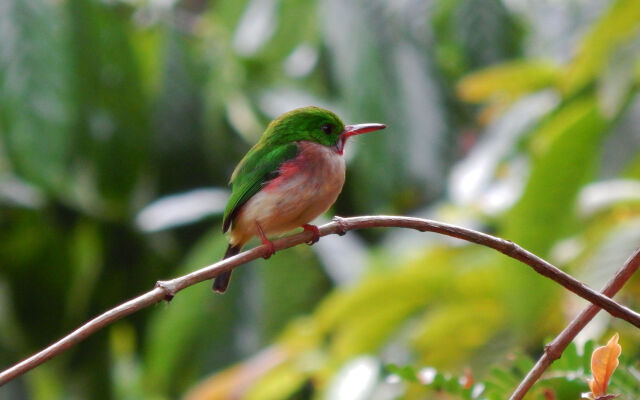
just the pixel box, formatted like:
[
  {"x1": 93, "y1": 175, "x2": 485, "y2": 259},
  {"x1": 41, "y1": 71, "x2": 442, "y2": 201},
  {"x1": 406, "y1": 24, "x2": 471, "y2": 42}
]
[
  {"x1": 255, "y1": 222, "x2": 276, "y2": 259},
  {"x1": 261, "y1": 238, "x2": 276, "y2": 259},
  {"x1": 332, "y1": 216, "x2": 349, "y2": 236},
  {"x1": 302, "y1": 224, "x2": 320, "y2": 245}
]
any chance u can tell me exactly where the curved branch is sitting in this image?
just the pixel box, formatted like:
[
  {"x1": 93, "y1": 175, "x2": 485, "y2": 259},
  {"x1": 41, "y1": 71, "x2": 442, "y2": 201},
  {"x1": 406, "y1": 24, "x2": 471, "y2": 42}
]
[
  {"x1": 509, "y1": 247, "x2": 640, "y2": 400},
  {"x1": 2, "y1": 215, "x2": 640, "y2": 386}
]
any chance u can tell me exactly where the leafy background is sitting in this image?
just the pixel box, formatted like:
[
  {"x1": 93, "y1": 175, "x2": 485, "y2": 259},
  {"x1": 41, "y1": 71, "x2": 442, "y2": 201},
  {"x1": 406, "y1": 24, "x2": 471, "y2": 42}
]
[{"x1": 1, "y1": 0, "x2": 640, "y2": 399}]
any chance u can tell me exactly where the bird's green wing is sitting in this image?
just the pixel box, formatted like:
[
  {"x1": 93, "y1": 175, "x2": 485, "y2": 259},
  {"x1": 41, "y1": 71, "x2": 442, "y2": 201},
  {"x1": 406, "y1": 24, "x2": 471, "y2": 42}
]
[{"x1": 222, "y1": 142, "x2": 299, "y2": 233}]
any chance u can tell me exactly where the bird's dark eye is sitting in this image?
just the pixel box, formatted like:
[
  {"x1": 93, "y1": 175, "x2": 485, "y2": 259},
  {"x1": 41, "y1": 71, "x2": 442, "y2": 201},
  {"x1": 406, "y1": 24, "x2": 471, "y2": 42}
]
[{"x1": 321, "y1": 124, "x2": 333, "y2": 135}]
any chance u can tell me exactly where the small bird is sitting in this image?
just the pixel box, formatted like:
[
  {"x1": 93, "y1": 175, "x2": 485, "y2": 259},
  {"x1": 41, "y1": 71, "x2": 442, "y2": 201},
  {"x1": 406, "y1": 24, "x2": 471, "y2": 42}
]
[{"x1": 213, "y1": 106, "x2": 386, "y2": 292}]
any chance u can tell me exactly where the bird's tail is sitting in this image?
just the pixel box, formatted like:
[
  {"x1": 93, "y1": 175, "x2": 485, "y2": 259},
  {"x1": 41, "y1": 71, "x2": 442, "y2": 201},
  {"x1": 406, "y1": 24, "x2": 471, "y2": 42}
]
[{"x1": 212, "y1": 244, "x2": 242, "y2": 293}]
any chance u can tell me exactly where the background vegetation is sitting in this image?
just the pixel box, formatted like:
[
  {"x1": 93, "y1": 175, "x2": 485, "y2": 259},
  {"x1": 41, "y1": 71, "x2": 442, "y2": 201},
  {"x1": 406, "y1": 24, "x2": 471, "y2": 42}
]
[{"x1": 2, "y1": 0, "x2": 640, "y2": 398}]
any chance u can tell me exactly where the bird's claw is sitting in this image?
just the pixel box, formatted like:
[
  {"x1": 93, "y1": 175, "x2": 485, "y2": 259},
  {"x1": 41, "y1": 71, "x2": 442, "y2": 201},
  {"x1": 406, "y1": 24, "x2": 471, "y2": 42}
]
[
  {"x1": 255, "y1": 221, "x2": 276, "y2": 259},
  {"x1": 302, "y1": 224, "x2": 320, "y2": 245},
  {"x1": 262, "y1": 240, "x2": 276, "y2": 259},
  {"x1": 332, "y1": 216, "x2": 348, "y2": 236}
]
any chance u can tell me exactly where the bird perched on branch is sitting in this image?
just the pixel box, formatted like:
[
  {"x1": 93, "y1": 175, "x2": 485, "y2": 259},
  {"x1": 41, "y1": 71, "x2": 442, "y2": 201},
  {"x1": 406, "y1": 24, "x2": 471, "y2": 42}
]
[{"x1": 214, "y1": 106, "x2": 386, "y2": 292}]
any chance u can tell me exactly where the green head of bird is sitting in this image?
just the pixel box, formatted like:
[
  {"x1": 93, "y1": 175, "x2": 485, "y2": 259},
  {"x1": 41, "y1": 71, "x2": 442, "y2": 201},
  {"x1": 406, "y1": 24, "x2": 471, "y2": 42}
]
[{"x1": 262, "y1": 106, "x2": 386, "y2": 154}]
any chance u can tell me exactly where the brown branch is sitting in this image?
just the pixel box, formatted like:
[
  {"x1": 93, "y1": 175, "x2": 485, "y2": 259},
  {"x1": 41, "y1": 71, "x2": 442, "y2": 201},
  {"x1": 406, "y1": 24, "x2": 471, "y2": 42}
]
[
  {"x1": 2, "y1": 215, "x2": 640, "y2": 386},
  {"x1": 509, "y1": 248, "x2": 640, "y2": 400}
]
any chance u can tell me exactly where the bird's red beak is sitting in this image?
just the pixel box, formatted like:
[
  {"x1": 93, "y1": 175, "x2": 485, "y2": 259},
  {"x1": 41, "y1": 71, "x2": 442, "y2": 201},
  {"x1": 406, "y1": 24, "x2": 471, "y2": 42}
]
[{"x1": 337, "y1": 123, "x2": 386, "y2": 154}]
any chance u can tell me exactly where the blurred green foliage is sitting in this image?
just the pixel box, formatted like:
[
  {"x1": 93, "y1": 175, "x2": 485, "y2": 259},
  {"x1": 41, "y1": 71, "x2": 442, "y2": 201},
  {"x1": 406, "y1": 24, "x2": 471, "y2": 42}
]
[
  {"x1": 1, "y1": 0, "x2": 640, "y2": 399},
  {"x1": 386, "y1": 338, "x2": 640, "y2": 400}
]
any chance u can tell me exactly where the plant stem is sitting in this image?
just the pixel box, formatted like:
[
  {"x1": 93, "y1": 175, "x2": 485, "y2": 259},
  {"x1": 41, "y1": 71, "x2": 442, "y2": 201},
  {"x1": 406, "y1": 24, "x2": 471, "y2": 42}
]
[{"x1": 509, "y1": 248, "x2": 640, "y2": 400}]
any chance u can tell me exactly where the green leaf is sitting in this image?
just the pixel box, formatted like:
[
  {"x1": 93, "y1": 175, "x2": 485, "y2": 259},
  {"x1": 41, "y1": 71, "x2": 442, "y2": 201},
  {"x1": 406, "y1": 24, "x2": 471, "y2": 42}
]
[
  {"x1": 411, "y1": 300, "x2": 504, "y2": 368},
  {"x1": 454, "y1": 0, "x2": 523, "y2": 68},
  {"x1": 259, "y1": 246, "x2": 331, "y2": 340},
  {"x1": 386, "y1": 363, "x2": 418, "y2": 382},
  {"x1": 68, "y1": 0, "x2": 150, "y2": 212},
  {"x1": 583, "y1": 340, "x2": 597, "y2": 373},
  {"x1": 0, "y1": 0, "x2": 74, "y2": 194},
  {"x1": 561, "y1": 341, "x2": 582, "y2": 372},
  {"x1": 513, "y1": 354, "x2": 535, "y2": 376},
  {"x1": 500, "y1": 95, "x2": 608, "y2": 332},
  {"x1": 563, "y1": 0, "x2": 640, "y2": 96},
  {"x1": 243, "y1": 364, "x2": 309, "y2": 400},
  {"x1": 65, "y1": 220, "x2": 103, "y2": 325},
  {"x1": 457, "y1": 60, "x2": 558, "y2": 103},
  {"x1": 488, "y1": 365, "x2": 519, "y2": 388}
]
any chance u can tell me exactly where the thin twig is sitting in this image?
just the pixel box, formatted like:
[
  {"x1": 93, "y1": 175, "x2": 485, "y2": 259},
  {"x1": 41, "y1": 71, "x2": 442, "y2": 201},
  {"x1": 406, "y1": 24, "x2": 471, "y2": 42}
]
[
  {"x1": 509, "y1": 248, "x2": 640, "y2": 400},
  {"x1": 2, "y1": 215, "x2": 640, "y2": 386}
]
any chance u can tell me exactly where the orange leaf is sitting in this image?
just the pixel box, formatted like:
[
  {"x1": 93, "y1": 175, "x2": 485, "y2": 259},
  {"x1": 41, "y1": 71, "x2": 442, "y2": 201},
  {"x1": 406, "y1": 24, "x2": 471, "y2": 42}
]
[
  {"x1": 461, "y1": 367, "x2": 474, "y2": 389},
  {"x1": 542, "y1": 387, "x2": 556, "y2": 400},
  {"x1": 588, "y1": 333, "x2": 622, "y2": 397}
]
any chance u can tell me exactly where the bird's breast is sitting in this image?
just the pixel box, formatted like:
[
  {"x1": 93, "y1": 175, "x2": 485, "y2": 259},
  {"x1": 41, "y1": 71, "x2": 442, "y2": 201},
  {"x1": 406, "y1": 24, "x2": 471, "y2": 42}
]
[
  {"x1": 229, "y1": 141, "x2": 346, "y2": 245},
  {"x1": 261, "y1": 141, "x2": 346, "y2": 217},
  {"x1": 264, "y1": 141, "x2": 346, "y2": 194}
]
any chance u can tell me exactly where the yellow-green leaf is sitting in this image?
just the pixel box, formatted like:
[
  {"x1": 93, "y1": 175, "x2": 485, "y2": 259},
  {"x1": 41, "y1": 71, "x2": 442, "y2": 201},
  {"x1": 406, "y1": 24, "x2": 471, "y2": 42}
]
[
  {"x1": 562, "y1": 0, "x2": 640, "y2": 95},
  {"x1": 457, "y1": 60, "x2": 558, "y2": 103}
]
